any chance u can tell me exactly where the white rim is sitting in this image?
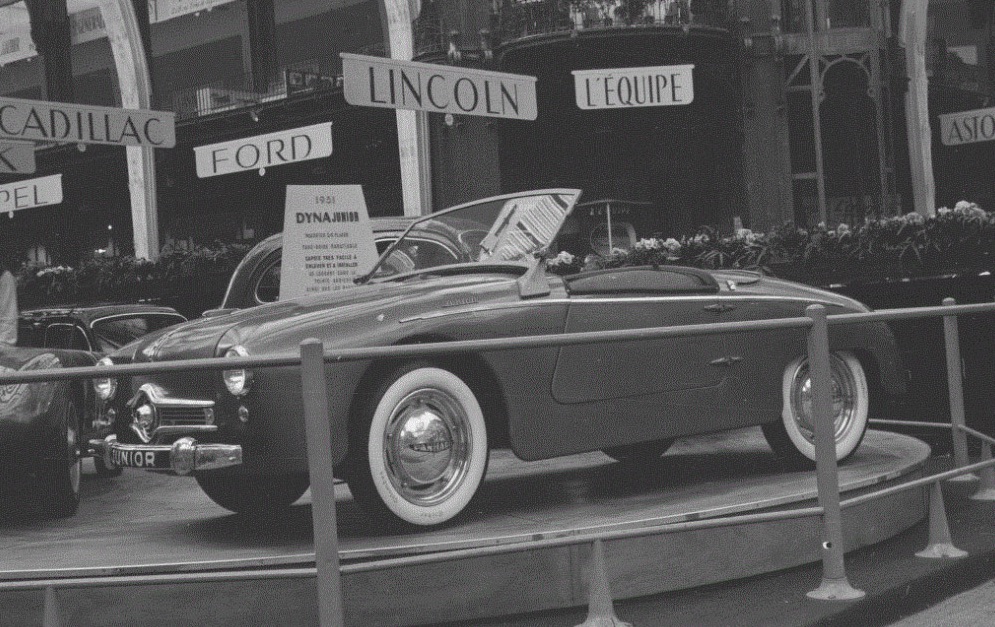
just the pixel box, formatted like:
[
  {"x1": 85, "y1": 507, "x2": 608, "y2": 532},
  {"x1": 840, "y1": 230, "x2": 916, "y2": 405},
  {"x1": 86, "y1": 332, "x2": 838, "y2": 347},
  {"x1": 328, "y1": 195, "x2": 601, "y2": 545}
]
[
  {"x1": 780, "y1": 351, "x2": 868, "y2": 462},
  {"x1": 368, "y1": 368, "x2": 488, "y2": 526}
]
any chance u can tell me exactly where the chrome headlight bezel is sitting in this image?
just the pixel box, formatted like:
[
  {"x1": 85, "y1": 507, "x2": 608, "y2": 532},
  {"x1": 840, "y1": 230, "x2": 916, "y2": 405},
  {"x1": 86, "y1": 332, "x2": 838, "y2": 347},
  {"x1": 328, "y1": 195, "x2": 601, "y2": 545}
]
[
  {"x1": 222, "y1": 345, "x2": 253, "y2": 397},
  {"x1": 93, "y1": 356, "x2": 117, "y2": 401}
]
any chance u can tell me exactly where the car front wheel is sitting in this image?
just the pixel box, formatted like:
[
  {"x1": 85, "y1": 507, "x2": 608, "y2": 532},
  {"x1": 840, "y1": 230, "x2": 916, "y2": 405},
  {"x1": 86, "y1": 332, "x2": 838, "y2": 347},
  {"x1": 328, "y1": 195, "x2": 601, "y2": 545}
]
[
  {"x1": 196, "y1": 472, "x2": 310, "y2": 514},
  {"x1": 347, "y1": 365, "x2": 489, "y2": 527},
  {"x1": 762, "y1": 351, "x2": 869, "y2": 468},
  {"x1": 39, "y1": 399, "x2": 83, "y2": 518}
]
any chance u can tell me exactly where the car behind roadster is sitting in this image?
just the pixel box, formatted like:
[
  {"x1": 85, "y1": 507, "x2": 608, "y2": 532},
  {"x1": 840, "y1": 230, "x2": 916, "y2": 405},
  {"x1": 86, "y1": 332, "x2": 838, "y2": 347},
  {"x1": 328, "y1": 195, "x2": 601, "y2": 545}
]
[{"x1": 91, "y1": 190, "x2": 906, "y2": 527}]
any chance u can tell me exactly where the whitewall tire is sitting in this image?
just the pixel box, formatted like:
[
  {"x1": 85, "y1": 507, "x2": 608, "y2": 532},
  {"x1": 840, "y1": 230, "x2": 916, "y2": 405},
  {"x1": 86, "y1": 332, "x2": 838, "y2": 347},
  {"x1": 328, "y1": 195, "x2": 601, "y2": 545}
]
[
  {"x1": 762, "y1": 351, "x2": 869, "y2": 468},
  {"x1": 348, "y1": 366, "x2": 489, "y2": 527}
]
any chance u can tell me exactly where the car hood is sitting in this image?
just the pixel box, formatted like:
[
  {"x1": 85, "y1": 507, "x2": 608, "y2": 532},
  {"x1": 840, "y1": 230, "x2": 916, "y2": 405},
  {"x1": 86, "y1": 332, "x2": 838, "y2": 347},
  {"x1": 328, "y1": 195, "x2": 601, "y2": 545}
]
[{"x1": 125, "y1": 272, "x2": 521, "y2": 362}]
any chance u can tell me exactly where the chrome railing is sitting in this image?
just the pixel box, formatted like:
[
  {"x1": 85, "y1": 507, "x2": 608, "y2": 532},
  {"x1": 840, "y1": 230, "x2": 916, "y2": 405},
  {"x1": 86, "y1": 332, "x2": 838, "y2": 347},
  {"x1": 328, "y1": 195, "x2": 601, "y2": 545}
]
[{"x1": 3, "y1": 297, "x2": 995, "y2": 624}]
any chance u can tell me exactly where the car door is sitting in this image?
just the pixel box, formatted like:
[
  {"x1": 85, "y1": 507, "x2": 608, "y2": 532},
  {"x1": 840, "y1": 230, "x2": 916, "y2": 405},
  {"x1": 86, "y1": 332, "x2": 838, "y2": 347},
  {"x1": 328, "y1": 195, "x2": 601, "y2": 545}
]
[{"x1": 550, "y1": 267, "x2": 729, "y2": 405}]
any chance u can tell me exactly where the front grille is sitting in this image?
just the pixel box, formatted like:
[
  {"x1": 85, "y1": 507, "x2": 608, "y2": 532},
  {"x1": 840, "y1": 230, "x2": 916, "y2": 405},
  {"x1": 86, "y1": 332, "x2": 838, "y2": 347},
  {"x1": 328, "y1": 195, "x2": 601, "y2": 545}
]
[{"x1": 158, "y1": 407, "x2": 213, "y2": 426}]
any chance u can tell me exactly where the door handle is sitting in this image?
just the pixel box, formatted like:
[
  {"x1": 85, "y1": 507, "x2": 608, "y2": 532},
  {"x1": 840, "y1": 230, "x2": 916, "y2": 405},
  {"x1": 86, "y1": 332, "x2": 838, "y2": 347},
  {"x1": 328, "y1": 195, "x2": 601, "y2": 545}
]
[
  {"x1": 709, "y1": 356, "x2": 744, "y2": 367},
  {"x1": 703, "y1": 303, "x2": 737, "y2": 313}
]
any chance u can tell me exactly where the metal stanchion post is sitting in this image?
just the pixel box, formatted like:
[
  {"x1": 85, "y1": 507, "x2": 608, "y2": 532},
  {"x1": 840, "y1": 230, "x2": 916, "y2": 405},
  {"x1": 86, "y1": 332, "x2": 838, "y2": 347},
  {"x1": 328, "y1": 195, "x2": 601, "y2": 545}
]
[
  {"x1": 942, "y1": 298, "x2": 976, "y2": 482},
  {"x1": 300, "y1": 339, "x2": 345, "y2": 626},
  {"x1": 805, "y1": 305, "x2": 865, "y2": 601}
]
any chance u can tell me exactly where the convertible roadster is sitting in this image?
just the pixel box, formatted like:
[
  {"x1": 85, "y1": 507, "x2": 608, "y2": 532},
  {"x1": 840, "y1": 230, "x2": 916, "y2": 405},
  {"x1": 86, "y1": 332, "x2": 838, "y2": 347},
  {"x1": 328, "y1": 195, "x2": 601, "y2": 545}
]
[{"x1": 91, "y1": 189, "x2": 906, "y2": 527}]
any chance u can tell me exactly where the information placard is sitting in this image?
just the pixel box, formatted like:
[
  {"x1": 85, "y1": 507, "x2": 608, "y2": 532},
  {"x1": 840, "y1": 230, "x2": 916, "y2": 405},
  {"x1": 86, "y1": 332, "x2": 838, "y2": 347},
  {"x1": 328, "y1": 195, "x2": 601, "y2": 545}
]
[{"x1": 279, "y1": 185, "x2": 380, "y2": 301}]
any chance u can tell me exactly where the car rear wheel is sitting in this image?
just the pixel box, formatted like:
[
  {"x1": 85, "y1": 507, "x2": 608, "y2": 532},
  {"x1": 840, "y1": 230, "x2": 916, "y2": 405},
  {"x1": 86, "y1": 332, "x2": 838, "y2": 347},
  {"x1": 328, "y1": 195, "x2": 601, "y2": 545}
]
[
  {"x1": 602, "y1": 439, "x2": 675, "y2": 463},
  {"x1": 38, "y1": 399, "x2": 83, "y2": 518},
  {"x1": 762, "y1": 351, "x2": 868, "y2": 468},
  {"x1": 347, "y1": 365, "x2": 489, "y2": 527},
  {"x1": 196, "y1": 472, "x2": 310, "y2": 514}
]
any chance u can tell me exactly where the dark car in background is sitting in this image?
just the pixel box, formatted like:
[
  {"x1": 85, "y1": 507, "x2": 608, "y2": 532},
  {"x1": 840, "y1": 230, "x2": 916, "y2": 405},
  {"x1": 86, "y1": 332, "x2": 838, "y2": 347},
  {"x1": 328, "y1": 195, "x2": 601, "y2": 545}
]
[
  {"x1": 0, "y1": 304, "x2": 186, "y2": 518},
  {"x1": 92, "y1": 190, "x2": 906, "y2": 528}
]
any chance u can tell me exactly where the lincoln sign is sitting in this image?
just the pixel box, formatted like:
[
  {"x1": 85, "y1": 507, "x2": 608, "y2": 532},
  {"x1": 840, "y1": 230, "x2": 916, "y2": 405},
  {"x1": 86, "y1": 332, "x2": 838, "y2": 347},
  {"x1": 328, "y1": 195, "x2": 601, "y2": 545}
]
[
  {"x1": 0, "y1": 97, "x2": 176, "y2": 148},
  {"x1": 341, "y1": 53, "x2": 537, "y2": 120},
  {"x1": 572, "y1": 65, "x2": 695, "y2": 110}
]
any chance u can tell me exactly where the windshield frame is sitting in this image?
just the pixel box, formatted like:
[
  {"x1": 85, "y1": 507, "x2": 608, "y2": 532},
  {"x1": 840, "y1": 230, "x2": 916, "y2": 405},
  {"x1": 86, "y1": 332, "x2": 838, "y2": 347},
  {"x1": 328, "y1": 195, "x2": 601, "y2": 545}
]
[{"x1": 356, "y1": 188, "x2": 582, "y2": 284}]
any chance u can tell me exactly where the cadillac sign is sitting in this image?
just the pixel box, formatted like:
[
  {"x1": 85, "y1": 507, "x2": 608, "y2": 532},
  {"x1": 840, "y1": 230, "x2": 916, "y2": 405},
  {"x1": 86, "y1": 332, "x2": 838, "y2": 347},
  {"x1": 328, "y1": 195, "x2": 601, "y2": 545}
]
[
  {"x1": 342, "y1": 53, "x2": 538, "y2": 120},
  {"x1": 0, "y1": 97, "x2": 176, "y2": 148}
]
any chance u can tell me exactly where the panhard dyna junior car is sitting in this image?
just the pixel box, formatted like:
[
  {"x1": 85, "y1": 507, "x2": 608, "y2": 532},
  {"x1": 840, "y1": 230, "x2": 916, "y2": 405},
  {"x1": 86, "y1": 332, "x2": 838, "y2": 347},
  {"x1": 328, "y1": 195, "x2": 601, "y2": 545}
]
[{"x1": 90, "y1": 189, "x2": 906, "y2": 527}]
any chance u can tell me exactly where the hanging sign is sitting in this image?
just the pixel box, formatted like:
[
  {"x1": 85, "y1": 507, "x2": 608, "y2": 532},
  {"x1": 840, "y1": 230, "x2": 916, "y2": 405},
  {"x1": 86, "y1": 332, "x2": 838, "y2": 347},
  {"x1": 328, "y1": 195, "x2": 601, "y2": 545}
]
[
  {"x1": 939, "y1": 106, "x2": 995, "y2": 146},
  {"x1": 572, "y1": 64, "x2": 695, "y2": 110},
  {"x1": 0, "y1": 97, "x2": 176, "y2": 148},
  {"x1": 0, "y1": 174, "x2": 62, "y2": 215},
  {"x1": 279, "y1": 185, "x2": 380, "y2": 300},
  {"x1": 0, "y1": 141, "x2": 35, "y2": 175},
  {"x1": 194, "y1": 123, "x2": 333, "y2": 178},
  {"x1": 148, "y1": 0, "x2": 237, "y2": 23},
  {"x1": 342, "y1": 53, "x2": 538, "y2": 120}
]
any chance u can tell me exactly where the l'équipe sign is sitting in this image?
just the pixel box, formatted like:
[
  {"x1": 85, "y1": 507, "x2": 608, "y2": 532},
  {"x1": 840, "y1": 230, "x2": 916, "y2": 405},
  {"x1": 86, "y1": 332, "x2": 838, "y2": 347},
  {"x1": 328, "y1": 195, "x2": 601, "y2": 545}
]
[
  {"x1": 195, "y1": 123, "x2": 333, "y2": 178},
  {"x1": 0, "y1": 97, "x2": 176, "y2": 148},
  {"x1": 342, "y1": 53, "x2": 538, "y2": 120},
  {"x1": 0, "y1": 174, "x2": 62, "y2": 216},
  {"x1": 572, "y1": 65, "x2": 694, "y2": 110},
  {"x1": 939, "y1": 106, "x2": 995, "y2": 146},
  {"x1": 279, "y1": 185, "x2": 380, "y2": 301}
]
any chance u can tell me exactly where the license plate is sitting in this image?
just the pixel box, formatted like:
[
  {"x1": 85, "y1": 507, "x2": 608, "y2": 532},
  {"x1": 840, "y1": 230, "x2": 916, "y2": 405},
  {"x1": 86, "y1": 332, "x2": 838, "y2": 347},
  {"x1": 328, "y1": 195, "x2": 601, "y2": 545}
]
[{"x1": 110, "y1": 448, "x2": 170, "y2": 469}]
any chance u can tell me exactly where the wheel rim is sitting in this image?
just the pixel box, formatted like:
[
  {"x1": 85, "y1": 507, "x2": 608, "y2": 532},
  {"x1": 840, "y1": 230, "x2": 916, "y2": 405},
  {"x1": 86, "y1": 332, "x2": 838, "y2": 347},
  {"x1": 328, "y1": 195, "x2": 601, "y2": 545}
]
[
  {"x1": 788, "y1": 355, "x2": 858, "y2": 444},
  {"x1": 67, "y1": 404, "x2": 81, "y2": 494},
  {"x1": 382, "y1": 387, "x2": 472, "y2": 507}
]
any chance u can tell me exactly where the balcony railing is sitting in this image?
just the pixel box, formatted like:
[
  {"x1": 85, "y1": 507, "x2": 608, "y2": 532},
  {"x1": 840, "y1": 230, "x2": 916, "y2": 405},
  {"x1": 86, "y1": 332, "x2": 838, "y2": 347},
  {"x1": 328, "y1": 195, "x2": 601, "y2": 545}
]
[
  {"x1": 165, "y1": 57, "x2": 343, "y2": 121},
  {"x1": 484, "y1": 0, "x2": 732, "y2": 46},
  {"x1": 781, "y1": 0, "x2": 874, "y2": 34}
]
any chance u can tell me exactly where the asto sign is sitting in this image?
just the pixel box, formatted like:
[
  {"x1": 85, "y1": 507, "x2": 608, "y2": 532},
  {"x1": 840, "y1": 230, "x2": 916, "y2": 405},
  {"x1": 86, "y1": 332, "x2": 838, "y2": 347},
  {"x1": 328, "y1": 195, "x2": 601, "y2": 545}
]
[
  {"x1": 939, "y1": 107, "x2": 995, "y2": 146},
  {"x1": 194, "y1": 123, "x2": 333, "y2": 178},
  {"x1": 342, "y1": 53, "x2": 537, "y2": 120},
  {"x1": 572, "y1": 65, "x2": 694, "y2": 110}
]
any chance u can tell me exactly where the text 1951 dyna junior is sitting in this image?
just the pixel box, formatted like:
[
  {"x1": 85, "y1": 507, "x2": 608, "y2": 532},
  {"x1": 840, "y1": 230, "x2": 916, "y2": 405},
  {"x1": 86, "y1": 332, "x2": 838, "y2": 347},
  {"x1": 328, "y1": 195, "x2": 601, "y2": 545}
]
[{"x1": 91, "y1": 190, "x2": 906, "y2": 527}]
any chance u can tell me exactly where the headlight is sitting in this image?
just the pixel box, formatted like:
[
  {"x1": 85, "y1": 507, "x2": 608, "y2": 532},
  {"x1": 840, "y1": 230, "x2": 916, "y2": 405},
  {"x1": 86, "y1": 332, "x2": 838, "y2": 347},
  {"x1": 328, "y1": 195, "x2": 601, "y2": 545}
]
[
  {"x1": 93, "y1": 356, "x2": 117, "y2": 401},
  {"x1": 222, "y1": 345, "x2": 253, "y2": 397}
]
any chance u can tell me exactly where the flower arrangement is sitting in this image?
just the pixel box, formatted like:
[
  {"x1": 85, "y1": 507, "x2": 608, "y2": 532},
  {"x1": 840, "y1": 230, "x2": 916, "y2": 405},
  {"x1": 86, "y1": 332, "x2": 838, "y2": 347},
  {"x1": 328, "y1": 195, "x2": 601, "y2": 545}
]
[{"x1": 548, "y1": 201, "x2": 995, "y2": 286}]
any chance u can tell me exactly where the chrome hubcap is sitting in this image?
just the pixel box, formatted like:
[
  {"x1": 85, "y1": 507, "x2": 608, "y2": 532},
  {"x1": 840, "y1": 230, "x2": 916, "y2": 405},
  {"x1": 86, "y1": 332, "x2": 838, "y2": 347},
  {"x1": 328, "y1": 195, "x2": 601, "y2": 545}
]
[
  {"x1": 790, "y1": 355, "x2": 857, "y2": 443},
  {"x1": 383, "y1": 388, "x2": 471, "y2": 506}
]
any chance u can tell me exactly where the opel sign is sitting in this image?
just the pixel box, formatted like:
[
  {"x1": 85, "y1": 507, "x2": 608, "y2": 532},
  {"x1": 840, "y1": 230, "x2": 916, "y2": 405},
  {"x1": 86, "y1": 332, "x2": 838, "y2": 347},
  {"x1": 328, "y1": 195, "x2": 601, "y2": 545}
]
[
  {"x1": 342, "y1": 53, "x2": 537, "y2": 121},
  {"x1": 0, "y1": 174, "x2": 62, "y2": 215},
  {"x1": 0, "y1": 97, "x2": 176, "y2": 148}
]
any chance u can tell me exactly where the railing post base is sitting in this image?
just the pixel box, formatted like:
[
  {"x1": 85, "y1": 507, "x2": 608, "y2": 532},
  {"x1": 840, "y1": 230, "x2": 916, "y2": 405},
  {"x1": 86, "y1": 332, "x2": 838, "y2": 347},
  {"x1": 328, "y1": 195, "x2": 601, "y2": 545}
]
[
  {"x1": 806, "y1": 576, "x2": 865, "y2": 601},
  {"x1": 43, "y1": 586, "x2": 62, "y2": 627},
  {"x1": 575, "y1": 539, "x2": 631, "y2": 627},
  {"x1": 916, "y1": 481, "x2": 967, "y2": 559},
  {"x1": 970, "y1": 442, "x2": 995, "y2": 501}
]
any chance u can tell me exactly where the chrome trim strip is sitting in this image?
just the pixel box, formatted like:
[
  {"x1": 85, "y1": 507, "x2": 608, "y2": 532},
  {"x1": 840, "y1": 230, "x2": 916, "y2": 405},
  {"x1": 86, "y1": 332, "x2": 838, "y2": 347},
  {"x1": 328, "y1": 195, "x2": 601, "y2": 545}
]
[
  {"x1": 399, "y1": 295, "x2": 852, "y2": 324},
  {"x1": 135, "y1": 383, "x2": 215, "y2": 408},
  {"x1": 90, "y1": 312, "x2": 187, "y2": 328},
  {"x1": 152, "y1": 425, "x2": 218, "y2": 438}
]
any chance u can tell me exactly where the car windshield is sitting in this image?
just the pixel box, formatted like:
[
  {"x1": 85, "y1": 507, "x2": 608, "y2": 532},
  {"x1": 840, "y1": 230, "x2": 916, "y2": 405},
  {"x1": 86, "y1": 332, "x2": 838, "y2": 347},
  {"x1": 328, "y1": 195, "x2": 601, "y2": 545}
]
[{"x1": 365, "y1": 190, "x2": 579, "y2": 281}]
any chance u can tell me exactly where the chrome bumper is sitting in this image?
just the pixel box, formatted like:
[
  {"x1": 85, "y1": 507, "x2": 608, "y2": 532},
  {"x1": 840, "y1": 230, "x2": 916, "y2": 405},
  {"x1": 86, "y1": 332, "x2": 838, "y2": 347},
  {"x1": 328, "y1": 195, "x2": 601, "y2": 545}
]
[{"x1": 89, "y1": 435, "x2": 242, "y2": 475}]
